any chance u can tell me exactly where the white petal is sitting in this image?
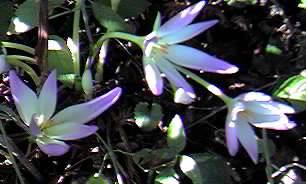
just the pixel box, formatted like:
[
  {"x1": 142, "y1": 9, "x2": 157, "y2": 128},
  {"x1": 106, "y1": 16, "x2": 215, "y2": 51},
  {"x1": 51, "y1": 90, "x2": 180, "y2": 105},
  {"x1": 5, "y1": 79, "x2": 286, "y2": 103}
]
[
  {"x1": 165, "y1": 45, "x2": 238, "y2": 74},
  {"x1": 38, "y1": 70, "x2": 57, "y2": 121},
  {"x1": 157, "y1": 1, "x2": 205, "y2": 37},
  {"x1": 236, "y1": 119, "x2": 258, "y2": 163},
  {"x1": 44, "y1": 123, "x2": 98, "y2": 140},
  {"x1": 270, "y1": 102, "x2": 295, "y2": 114},
  {"x1": 174, "y1": 88, "x2": 195, "y2": 104},
  {"x1": 143, "y1": 57, "x2": 163, "y2": 95},
  {"x1": 225, "y1": 113, "x2": 239, "y2": 156},
  {"x1": 238, "y1": 92, "x2": 271, "y2": 102},
  {"x1": 245, "y1": 101, "x2": 284, "y2": 115},
  {"x1": 82, "y1": 69, "x2": 94, "y2": 96},
  {"x1": 36, "y1": 137, "x2": 70, "y2": 156},
  {"x1": 9, "y1": 70, "x2": 38, "y2": 126},
  {"x1": 252, "y1": 113, "x2": 296, "y2": 130},
  {"x1": 160, "y1": 20, "x2": 218, "y2": 44},
  {"x1": 52, "y1": 87, "x2": 121, "y2": 124}
]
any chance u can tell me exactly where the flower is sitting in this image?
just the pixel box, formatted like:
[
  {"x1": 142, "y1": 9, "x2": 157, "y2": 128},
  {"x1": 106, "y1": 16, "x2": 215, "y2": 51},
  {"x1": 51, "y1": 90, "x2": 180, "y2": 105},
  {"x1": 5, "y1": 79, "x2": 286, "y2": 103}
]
[
  {"x1": 225, "y1": 92, "x2": 296, "y2": 163},
  {"x1": 9, "y1": 70, "x2": 121, "y2": 156},
  {"x1": 0, "y1": 55, "x2": 10, "y2": 74},
  {"x1": 141, "y1": 1, "x2": 238, "y2": 100}
]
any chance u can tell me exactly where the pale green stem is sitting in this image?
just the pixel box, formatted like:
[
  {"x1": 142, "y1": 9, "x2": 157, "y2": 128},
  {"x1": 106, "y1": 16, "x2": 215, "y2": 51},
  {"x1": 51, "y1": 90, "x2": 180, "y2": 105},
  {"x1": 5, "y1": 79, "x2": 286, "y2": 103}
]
[
  {"x1": 94, "y1": 32, "x2": 143, "y2": 81},
  {"x1": 262, "y1": 129, "x2": 274, "y2": 184},
  {"x1": 6, "y1": 55, "x2": 36, "y2": 64},
  {"x1": 174, "y1": 65, "x2": 233, "y2": 105},
  {"x1": 72, "y1": 0, "x2": 81, "y2": 77},
  {"x1": 0, "y1": 121, "x2": 26, "y2": 184},
  {"x1": 95, "y1": 133, "x2": 125, "y2": 184},
  {"x1": 6, "y1": 59, "x2": 40, "y2": 86},
  {"x1": 1, "y1": 42, "x2": 35, "y2": 55}
]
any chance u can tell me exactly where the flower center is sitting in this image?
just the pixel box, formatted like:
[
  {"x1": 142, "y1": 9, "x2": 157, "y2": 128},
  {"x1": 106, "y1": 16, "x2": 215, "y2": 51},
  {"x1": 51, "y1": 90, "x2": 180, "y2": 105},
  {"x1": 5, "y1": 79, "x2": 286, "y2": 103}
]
[{"x1": 144, "y1": 32, "x2": 168, "y2": 57}]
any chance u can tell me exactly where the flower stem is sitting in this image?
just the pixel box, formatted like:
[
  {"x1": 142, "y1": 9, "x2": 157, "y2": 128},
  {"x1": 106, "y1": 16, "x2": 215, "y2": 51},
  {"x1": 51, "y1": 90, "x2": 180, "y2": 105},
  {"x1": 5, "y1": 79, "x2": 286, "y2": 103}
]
[
  {"x1": 174, "y1": 65, "x2": 233, "y2": 105},
  {"x1": 1, "y1": 42, "x2": 35, "y2": 55},
  {"x1": 262, "y1": 129, "x2": 274, "y2": 184},
  {"x1": 0, "y1": 121, "x2": 26, "y2": 184},
  {"x1": 72, "y1": 0, "x2": 81, "y2": 77}
]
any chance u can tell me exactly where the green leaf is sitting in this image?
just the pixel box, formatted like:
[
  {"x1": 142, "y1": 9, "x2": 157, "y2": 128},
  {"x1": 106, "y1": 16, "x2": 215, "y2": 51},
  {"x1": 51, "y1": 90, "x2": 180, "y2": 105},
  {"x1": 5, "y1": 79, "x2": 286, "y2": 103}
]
[
  {"x1": 0, "y1": 0, "x2": 14, "y2": 39},
  {"x1": 92, "y1": 0, "x2": 131, "y2": 32},
  {"x1": 187, "y1": 153, "x2": 233, "y2": 184},
  {"x1": 179, "y1": 155, "x2": 202, "y2": 184},
  {"x1": 58, "y1": 74, "x2": 76, "y2": 88},
  {"x1": 265, "y1": 44, "x2": 282, "y2": 55},
  {"x1": 134, "y1": 102, "x2": 163, "y2": 131},
  {"x1": 8, "y1": 0, "x2": 64, "y2": 34},
  {"x1": 167, "y1": 115, "x2": 186, "y2": 153},
  {"x1": 155, "y1": 168, "x2": 180, "y2": 184},
  {"x1": 86, "y1": 174, "x2": 111, "y2": 184},
  {"x1": 48, "y1": 35, "x2": 74, "y2": 76},
  {"x1": 103, "y1": 0, "x2": 150, "y2": 18}
]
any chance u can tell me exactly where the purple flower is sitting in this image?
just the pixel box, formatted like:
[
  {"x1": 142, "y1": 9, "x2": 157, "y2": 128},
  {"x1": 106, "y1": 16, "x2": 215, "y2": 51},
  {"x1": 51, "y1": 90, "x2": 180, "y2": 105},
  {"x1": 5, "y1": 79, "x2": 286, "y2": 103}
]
[
  {"x1": 225, "y1": 92, "x2": 295, "y2": 163},
  {"x1": 9, "y1": 70, "x2": 121, "y2": 156},
  {"x1": 141, "y1": 1, "x2": 238, "y2": 101}
]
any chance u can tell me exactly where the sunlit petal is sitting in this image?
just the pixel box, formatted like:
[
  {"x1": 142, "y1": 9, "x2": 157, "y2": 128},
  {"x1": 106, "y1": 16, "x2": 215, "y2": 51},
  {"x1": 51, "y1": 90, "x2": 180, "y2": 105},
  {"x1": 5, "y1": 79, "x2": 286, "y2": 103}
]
[
  {"x1": 236, "y1": 119, "x2": 258, "y2": 163},
  {"x1": 160, "y1": 20, "x2": 218, "y2": 44},
  {"x1": 143, "y1": 57, "x2": 163, "y2": 95},
  {"x1": 245, "y1": 101, "x2": 284, "y2": 115},
  {"x1": 157, "y1": 1, "x2": 205, "y2": 36},
  {"x1": 36, "y1": 137, "x2": 70, "y2": 156},
  {"x1": 270, "y1": 101, "x2": 295, "y2": 114},
  {"x1": 238, "y1": 92, "x2": 271, "y2": 102},
  {"x1": 166, "y1": 45, "x2": 238, "y2": 74},
  {"x1": 38, "y1": 70, "x2": 57, "y2": 121},
  {"x1": 252, "y1": 114, "x2": 296, "y2": 130},
  {"x1": 52, "y1": 87, "x2": 121, "y2": 124},
  {"x1": 174, "y1": 88, "x2": 195, "y2": 104},
  {"x1": 44, "y1": 123, "x2": 98, "y2": 140},
  {"x1": 225, "y1": 114, "x2": 239, "y2": 156},
  {"x1": 9, "y1": 70, "x2": 38, "y2": 126}
]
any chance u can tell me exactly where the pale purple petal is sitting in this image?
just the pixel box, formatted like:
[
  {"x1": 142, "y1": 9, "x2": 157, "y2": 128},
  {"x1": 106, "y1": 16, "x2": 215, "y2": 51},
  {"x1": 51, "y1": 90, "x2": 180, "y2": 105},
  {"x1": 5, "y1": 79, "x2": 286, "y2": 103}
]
[
  {"x1": 29, "y1": 114, "x2": 42, "y2": 136},
  {"x1": 38, "y1": 70, "x2": 57, "y2": 121},
  {"x1": 52, "y1": 87, "x2": 121, "y2": 124},
  {"x1": 225, "y1": 114, "x2": 239, "y2": 156},
  {"x1": 36, "y1": 137, "x2": 70, "y2": 156},
  {"x1": 0, "y1": 55, "x2": 10, "y2": 73},
  {"x1": 155, "y1": 57, "x2": 195, "y2": 95},
  {"x1": 143, "y1": 57, "x2": 163, "y2": 95},
  {"x1": 160, "y1": 20, "x2": 218, "y2": 44},
  {"x1": 9, "y1": 70, "x2": 38, "y2": 126},
  {"x1": 252, "y1": 114, "x2": 296, "y2": 130},
  {"x1": 236, "y1": 119, "x2": 258, "y2": 163},
  {"x1": 269, "y1": 102, "x2": 295, "y2": 114},
  {"x1": 165, "y1": 45, "x2": 239, "y2": 74},
  {"x1": 44, "y1": 123, "x2": 98, "y2": 140},
  {"x1": 157, "y1": 1, "x2": 205, "y2": 36},
  {"x1": 238, "y1": 92, "x2": 271, "y2": 102},
  {"x1": 245, "y1": 101, "x2": 285, "y2": 115}
]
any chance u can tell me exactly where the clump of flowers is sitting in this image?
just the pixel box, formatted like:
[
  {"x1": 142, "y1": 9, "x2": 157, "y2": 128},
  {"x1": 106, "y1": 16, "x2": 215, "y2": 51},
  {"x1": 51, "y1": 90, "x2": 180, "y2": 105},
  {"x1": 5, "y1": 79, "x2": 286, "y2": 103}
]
[
  {"x1": 225, "y1": 92, "x2": 295, "y2": 163},
  {"x1": 9, "y1": 70, "x2": 121, "y2": 156}
]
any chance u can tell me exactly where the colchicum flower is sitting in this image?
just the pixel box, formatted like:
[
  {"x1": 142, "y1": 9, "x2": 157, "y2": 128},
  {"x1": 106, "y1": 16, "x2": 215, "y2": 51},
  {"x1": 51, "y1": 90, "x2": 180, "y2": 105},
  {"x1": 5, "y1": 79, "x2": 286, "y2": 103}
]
[
  {"x1": 140, "y1": 1, "x2": 238, "y2": 102},
  {"x1": 225, "y1": 92, "x2": 295, "y2": 163},
  {"x1": 9, "y1": 70, "x2": 121, "y2": 156}
]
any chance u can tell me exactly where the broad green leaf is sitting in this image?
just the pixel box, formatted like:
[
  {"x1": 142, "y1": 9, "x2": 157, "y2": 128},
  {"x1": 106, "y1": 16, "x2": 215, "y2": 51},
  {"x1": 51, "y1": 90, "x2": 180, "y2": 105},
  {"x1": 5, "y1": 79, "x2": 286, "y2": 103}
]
[
  {"x1": 134, "y1": 102, "x2": 163, "y2": 131},
  {"x1": 8, "y1": 0, "x2": 64, "y2": 34},
  {"x1": 92, "y1": 0, "x2": 130, "y2": 32},
  {"x1": 167, "y1": 115, "x2": 186, "y2": 153},
  {"x1": 179, "y1": 155, "x2": 202, "y2": 184},
  {"x1": 187, "y1": 153, "x2": 233, "y2": 184},
  {"x1": 86, "y1": 174, "x2": 111, "y2": 184},
  {"x1": 48, "y1": 35, "x2": 74, "y2": 76},
  {"x1": 265, "y1": 44, "x2": 282, "y2": 55},
  {"x1": 102, "y1": 0, "x2": 150, "y2": 18},
  {"x1": 0, "y1": 0, "x2": 14, "y2": 39},
  {"x1": 155, "y1": 168, "x2": 180, "y2": 184}
]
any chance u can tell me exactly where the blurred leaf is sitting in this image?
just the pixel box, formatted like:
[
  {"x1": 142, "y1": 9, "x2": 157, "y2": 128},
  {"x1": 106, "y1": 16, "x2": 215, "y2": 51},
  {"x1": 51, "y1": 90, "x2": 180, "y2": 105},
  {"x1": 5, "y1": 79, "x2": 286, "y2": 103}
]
[
  {"x1": 58, "y1": 74, "x2": 76, "y2": 88},
  {"x1": 155, "y1": 168, "x2": 180, "y2": 184},
  {"x1": 179, "y1": 155, "x2": 202, "y2": 184},
  {"x1": 265, "y1": 44, "x2": 282, "y2": 55},
  {"x1": 134, "y1": 102, "x2": 163, "y2": 131},
  {"x1": 167, "y1": 115, "x2": 186, "y2": 153},
  {"x1": 273, "y1": 70, "x2": 306, "y2": 111},
  {"x1": 8, "y1": 0, "x2": 64, "y2": 34},
  {"x1": 86, "y1": 174, "x2": 110, "y2": 184},
  {"x1": 0, "y1": 0, "x2": 14, "y2": 39},
  {"x1": 102, "y1": 0, "x2": 150, "y2": 18},
  {"x1": 92, "y1": 0, "x2": 131, "y2": 32},
  {"x1": 48, "y1": 35, "x2": 74, "y2": 76},
  {"x1": 257, "y1": 138, "x2": 276, "y2": 157}
]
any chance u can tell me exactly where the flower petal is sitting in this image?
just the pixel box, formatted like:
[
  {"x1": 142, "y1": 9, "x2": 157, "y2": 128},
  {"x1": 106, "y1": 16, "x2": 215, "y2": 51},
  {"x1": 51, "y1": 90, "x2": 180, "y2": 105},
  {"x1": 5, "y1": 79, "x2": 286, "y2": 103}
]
[
  {"x1": 0, "y1": 55, "x2": 10, "y2": 73},
  {"x1": 165, "y1": 45, "x2": 238, "y2": 74},
  {"x1": 155, "y1": 57, "x2": 195, "y2": 96},
  {"x1": 157, "y1": 1, "x2": 205, "y2": 36},
  {"x1": 174, "y1": 88, "x2": 195, "y2": 104},
  {"x1": 236, "y1": 119, "x2": 258, "y2": 163},
  {"x1": 245, "y1": 101, "x2": 285, "y2": 115},
  {"x1": 238, "y1": 92, "x2": 271, "y2": 102},
  {"x1": 44, "y1": 123, "x2": 98, "y2": 140},
  {"x1": 52, "y1": 87, "x2": 121, "y2": 124},
  {"x1": 143, "y1": 57, "x2": 163, "y2": 95},
  {"x1": 38, "y1": 70, "x2": 57, "y2": 121},
  {"x1": 36, "y1": 137, "x2": 70, "y2": 156},
  {"x1": 251, "y1": 113, "x2": 296, "y2": 130},
  {"x1": 225, "y1": 114, "x2": 239, "y2": 156},
  {"x1": 160, "y1": 20, "x2": 218, "y2": 44},
  {"x1": 270, "y1": 101, "x2": 295, "y2": 114},
  {"x1": 153, "y1": 12, "x2": 161, "y2": 32},
  {"x1": 9, "y1": 70, "x2": 38, "y2": 126}
]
